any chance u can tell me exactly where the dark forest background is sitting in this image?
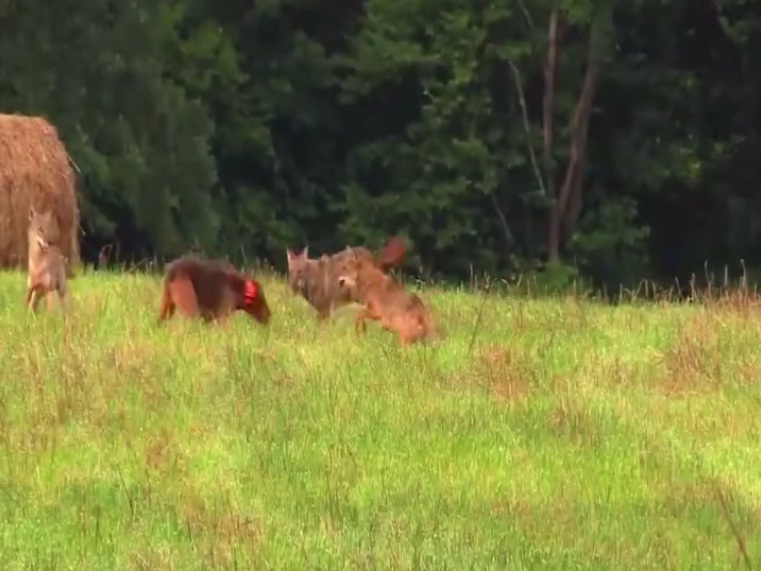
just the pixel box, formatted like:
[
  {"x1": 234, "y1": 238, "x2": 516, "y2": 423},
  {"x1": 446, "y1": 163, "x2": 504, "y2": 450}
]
[{"x1": 3, "y1": 0, "x2": 760, "y2": 293}]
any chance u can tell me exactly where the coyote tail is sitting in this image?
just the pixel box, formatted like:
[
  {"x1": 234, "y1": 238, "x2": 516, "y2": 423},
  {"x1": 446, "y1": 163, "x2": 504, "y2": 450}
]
[
  {"x1": 158, "y1": 277, "x2": 173, "y2": 322},
  {"x1": 376, "y1": 236, "x2": 406, "y2": 271}
]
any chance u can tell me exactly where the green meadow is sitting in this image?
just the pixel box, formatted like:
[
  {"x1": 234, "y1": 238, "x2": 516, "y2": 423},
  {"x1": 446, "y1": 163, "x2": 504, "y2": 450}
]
[{"x1": 0, "y1": 270, "x2": 759, "y2": 570}]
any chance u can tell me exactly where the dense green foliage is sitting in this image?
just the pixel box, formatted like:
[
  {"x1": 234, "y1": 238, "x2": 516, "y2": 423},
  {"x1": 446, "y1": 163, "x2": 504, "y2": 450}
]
[{"x1": 4, "y1": 0, "x2": 761, "y2": 290}]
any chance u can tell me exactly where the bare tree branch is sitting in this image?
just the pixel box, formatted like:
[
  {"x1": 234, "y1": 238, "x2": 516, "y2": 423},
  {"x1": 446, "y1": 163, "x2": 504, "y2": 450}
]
[
  {"x1": 488, "y1": 190, "x2": 515, "y2": 246},
  {"x1": 507, "y1": 58, "x2": 546, "y2": 197},
  {"x1": 515, "y1": 0, "x2": 535, "y2": 31}
]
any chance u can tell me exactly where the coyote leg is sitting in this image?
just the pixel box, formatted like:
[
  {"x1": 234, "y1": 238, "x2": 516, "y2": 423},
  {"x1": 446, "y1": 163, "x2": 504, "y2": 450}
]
[
  {"x1": 354, "y1": 308, "x2": 369, "y2": 335},
  {"x1": 28, "y1": 288, "x2": 44, "y2": 313},
  {"x1": 56, "y1": 286, "x2": 69, "y2": 312},
  {"x1": 24, "y1": 285, "x2": 35, "y2": 307}
]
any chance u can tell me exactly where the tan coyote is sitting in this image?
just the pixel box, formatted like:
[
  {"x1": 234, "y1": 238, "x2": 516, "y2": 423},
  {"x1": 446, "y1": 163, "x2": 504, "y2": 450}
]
[
  {"x1": 336, "y1": 247, "x2": 438, "y2": 347},
  {"x1": 286, "y1": 236, "x2": 406, "y2": 322},
  {"x1": 25, "y1": 207, "x2": 69, "y2": 312}
]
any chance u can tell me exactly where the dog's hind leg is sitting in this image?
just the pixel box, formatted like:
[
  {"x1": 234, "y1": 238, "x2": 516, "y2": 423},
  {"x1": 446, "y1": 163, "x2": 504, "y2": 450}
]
[
  {"x1": 170, "y1": 278, "x2": 200, "y2": 319},
  {"x1": 158, "y1": 280, "x2": 176, "y2": 322}
]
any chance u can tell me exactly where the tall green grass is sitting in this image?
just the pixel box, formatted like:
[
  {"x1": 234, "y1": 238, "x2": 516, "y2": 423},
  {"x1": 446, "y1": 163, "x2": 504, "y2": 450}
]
[{"x1": 0, "y1": 269, "x2": 759, "y2": 570}]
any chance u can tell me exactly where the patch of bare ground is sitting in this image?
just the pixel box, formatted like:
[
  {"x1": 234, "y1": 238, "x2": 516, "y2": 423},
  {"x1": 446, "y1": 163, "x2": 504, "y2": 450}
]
[{"x1": 448, "y1": 345, "x2": 537, "y2": 404}]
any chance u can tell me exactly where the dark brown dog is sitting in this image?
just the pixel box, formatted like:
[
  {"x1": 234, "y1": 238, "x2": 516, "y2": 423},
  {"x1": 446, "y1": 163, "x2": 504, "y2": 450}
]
[
  {"x1": 158, "y1": 255, "x2": 271, "y2": 325},
  {"x1": 286, "y1": 236, "x2": 406, "y2": 322},
  {"x1": 336, "y1": 248, "x2": 437, "y2": 346}
]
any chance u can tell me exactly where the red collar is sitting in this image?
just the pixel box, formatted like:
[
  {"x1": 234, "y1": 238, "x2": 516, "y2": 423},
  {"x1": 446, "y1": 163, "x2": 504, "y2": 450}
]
[{"x1": 244, "y1": 279, "x2": 259, "y2": 306}]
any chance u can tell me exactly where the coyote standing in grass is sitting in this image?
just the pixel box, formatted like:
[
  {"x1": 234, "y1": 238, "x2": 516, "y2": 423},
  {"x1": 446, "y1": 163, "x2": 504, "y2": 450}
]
[
  {"x1": 286, "y1": 236, "x2": 407, "y2": 322},
  {"x1": 336, "y1": 247, "x2": 437, "y2": 346},
  {"x1": 25, "y1": 207, "x2": 69, "y2": 312}
]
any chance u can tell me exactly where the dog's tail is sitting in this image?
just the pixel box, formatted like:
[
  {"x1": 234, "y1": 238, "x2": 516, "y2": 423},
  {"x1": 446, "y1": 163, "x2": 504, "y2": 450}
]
[
  {"x1": 376, "y1": 236, "x2": 406, "y2": 272},
  {"x1": 158, "y1": 276, "x2": 173, "y2": 323}
]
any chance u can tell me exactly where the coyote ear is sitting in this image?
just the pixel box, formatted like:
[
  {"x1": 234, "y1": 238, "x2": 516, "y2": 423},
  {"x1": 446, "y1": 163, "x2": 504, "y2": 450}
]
[
  {"x1": 301, "y1": 246, "x2": 309, "y2": 257},
  {"x1": 286, "y1": 248, "x2": 294, "y2": 261}
]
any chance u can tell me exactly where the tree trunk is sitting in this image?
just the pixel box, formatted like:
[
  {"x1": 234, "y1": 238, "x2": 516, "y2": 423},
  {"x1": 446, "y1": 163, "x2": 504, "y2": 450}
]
[
  {"x1": 547, "y1": 10, "x2": 606, "y2": 263},
  {"x1": 563, "y1": 151, "x2": 587, "y2": 244},
  {"x1": 542, "y1": 10, "x2": 559, "y2": 200}
]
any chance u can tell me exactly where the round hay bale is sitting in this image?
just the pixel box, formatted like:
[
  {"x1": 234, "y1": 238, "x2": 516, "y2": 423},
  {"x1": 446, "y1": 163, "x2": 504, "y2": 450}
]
[{"x1": 0, "y1": 113, "x2": 80, "y2": 274}]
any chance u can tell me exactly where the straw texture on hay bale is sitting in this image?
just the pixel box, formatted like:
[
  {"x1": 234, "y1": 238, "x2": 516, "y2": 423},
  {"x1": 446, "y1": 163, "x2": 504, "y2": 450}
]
[{"x1": 0, "y1": 113, "x2": 80, "y2": 273}]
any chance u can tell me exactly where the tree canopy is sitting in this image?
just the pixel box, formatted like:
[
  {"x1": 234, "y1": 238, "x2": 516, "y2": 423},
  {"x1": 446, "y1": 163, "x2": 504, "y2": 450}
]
[{"x1": 3, "y1": 0, "x2": 760, "y2": 292}]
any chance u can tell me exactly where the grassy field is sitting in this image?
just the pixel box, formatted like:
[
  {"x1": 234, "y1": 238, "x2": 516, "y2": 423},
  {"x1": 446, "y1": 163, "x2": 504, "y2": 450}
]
[{"x1": 0, "y1": 269, "x2": 760, "y2": 570}]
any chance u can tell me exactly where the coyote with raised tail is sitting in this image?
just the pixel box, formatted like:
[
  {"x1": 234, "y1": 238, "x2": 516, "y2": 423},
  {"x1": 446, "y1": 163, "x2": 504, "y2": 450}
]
[
  {"x1": 336, "y1": 246, "x2": 438, "y2": 347},
  {"x1": 286, "y1": 236, "x2": 406, "y2": 322}
]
